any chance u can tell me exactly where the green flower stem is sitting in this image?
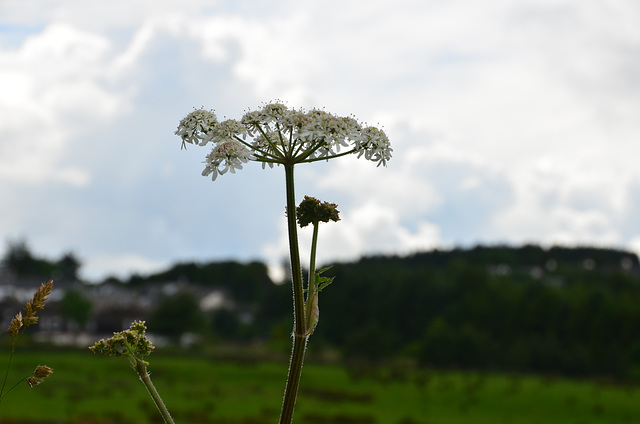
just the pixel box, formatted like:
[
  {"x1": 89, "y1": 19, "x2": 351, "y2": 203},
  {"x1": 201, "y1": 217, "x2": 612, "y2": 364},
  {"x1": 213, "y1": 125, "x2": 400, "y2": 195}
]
[
  {"x1": 309, "y1": 222, "x2": 319, "y2": 285},
  {"x1": 305, "y1": 223, "x2": 320, "y2": 329},
  {"x1": 134, "y1": 357, "x2": 174, "y2": 424},
  {"x1": 1, "y1": 375, "x2": 32, "y2": 403},
  {"x1": 0, "y1": 342, "x2": 17, "y2": 401},
  {"x1": 279, "y1": 163, "x2": 308, "y2": 424}
]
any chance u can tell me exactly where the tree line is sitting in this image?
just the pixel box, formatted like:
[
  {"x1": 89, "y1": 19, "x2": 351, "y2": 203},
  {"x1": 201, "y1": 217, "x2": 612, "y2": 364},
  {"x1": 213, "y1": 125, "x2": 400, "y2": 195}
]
[
  {"x1": 314, "y1": 246, "x2": 640, "y2": 381},
  {"x1": 3, "y1": 241, "x2": 640, "y2": 380}
]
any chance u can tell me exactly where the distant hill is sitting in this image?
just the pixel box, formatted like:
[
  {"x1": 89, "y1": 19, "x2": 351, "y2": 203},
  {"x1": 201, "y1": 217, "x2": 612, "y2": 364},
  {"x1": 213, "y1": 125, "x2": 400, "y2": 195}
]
[
  {"x1": 310, "y1": 244, "x2": 640, "y2": 380},
  {"x1": 5, "y1": 242, "x2": 640, "y2": 381},
  {"x1": 345, "y1": 243, "x2": 639, "y2": 271}
]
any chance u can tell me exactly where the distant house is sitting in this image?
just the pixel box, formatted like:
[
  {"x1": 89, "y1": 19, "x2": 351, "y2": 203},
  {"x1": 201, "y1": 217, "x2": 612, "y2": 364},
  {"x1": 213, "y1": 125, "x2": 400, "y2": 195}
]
[{"x1": 0, "y1": 265, "x2": 235, "y2": 344}]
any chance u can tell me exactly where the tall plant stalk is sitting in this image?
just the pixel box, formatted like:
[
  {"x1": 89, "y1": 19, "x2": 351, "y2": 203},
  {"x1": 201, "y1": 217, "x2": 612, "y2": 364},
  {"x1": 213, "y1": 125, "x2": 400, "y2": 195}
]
[
  {"x1": 279, "y1": 163, "x2": 307, "y2": 424},
  {"x1": 173, "y1": 101, "x2": 392, "y2": 424},
  {"x1": 90, "y1": 102, "x2": 391, "y2": 424}
]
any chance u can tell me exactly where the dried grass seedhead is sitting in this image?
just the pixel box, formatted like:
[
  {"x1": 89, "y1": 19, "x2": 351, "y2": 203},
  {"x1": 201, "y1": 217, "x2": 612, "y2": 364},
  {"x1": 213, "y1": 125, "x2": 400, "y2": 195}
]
[
  {"x1": 23, "y1": 280, "x2": 53, "y2": 325},
  {"x1": 6, "y1": 280, "x2": 53, "y2": 337},
  {"x1": 27, "y1": 365, "x2": 54, "y2": 387},
  {"x1": 7, "y1": 312, "x2": 23, "y2": 337}
]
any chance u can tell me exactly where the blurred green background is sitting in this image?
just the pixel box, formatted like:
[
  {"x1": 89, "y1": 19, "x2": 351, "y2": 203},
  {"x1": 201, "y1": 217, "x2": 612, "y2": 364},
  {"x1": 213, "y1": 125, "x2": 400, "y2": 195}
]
[
  {"x1": 2, "y1": 349, "x2": 640, "y2": 424},
  {"x1": 3, "y1": 243, "x2": 640, "y2": 423}
]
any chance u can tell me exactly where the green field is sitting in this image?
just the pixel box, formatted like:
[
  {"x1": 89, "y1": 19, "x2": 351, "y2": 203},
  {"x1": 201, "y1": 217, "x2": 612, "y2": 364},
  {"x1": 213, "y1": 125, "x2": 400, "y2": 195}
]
[{"x1": 1, "y1": 349, "x2": 640, "y2": 424}]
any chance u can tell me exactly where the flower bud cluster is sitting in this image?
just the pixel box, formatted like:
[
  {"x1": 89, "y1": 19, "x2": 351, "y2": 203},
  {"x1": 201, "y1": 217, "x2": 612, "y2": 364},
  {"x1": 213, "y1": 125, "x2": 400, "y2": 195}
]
[
  {"x1": 176, "y1": 101, "x2": 392, "y2": 180},
  {"x1": 90, "y1": 320, "x2": 155, "y2": 359},
  {"x1": 296, "y1": 196, "x2": 340, "y2": 228}
]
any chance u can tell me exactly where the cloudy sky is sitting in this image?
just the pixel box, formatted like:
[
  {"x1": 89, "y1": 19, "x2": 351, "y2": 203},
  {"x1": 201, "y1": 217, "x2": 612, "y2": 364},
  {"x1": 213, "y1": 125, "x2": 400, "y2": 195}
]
[{"x1": 1, "y1": 0, "x2": 639, "y2": 281}]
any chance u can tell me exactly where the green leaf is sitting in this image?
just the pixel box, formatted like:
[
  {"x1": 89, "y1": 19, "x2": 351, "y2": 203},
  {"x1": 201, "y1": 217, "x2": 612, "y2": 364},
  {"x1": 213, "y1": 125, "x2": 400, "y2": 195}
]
[
  {"x1": 317, "y1": 276, "x2": 335, "y2": 292},
  {"x1": 314, "y1": 266, "x2": 335, "y2": 292}
]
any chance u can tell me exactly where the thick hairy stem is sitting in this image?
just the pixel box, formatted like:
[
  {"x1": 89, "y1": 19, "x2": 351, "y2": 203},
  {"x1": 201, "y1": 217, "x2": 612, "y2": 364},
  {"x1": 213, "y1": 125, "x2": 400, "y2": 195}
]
[
  {"x1": 134, "y1": 358, "x2": 174, "y2": 424},
  {"x1": 280, "y1": 333, "x2": 308, "y2": 424},
  {"x1": 279, "y1": 163, "x2": 307, "y2": 424}
]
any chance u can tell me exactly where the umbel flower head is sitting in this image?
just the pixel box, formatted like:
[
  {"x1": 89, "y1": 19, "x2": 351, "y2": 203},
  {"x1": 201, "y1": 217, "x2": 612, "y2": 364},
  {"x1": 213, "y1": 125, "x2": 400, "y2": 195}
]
[{"x1": 175, "y1": 101, "x2": 392, "y2": 181}]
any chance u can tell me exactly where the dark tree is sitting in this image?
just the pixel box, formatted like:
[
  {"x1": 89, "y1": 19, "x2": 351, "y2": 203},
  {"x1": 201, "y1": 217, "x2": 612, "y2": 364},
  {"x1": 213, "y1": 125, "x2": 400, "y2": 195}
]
[
  {"x1": 55, "y1": 252, "x2": 82, "y2": 281},
  {"x1": 147, "y1": 291, "x2": 207, "y2": 340},
  {"x1": 60, "y1": 289, "x2": 93, "y2": 330}
]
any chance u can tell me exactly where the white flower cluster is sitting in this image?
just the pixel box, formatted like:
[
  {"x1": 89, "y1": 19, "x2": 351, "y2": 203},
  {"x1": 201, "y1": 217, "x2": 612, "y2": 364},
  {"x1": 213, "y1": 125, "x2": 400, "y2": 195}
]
[
  {"x1": 354, "y1": 127, "x2": 392, "y2": 167},
  {"x1": 202, "y1": 140, "x2": 254, "y2": 181},
  {"x1": 175, "y1": 101, "x2": 392, "y2": 180},
  {"x1": 175, "y1": 108, "x2": 218, "y2": 148}
]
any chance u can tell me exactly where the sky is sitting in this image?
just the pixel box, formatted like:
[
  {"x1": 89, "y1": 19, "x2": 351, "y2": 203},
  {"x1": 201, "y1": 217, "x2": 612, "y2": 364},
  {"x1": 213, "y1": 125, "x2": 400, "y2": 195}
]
[{"x1": 1, "y1": 0, "x2": 640, "y2": 282}]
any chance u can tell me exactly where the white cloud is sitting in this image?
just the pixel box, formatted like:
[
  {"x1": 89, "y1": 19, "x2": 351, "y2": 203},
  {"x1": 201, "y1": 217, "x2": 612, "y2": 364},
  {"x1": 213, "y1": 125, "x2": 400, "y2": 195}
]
[
  {"x1": 0, "y1": 23, "x2": 132, "y2": 185},
  {"x1": 83, "y1": 253, "x2": 168, "y2": 280},
  {"x1": 1, "y1": 0, "x2": 640, "y2": 280},
  {"x1": 322, "y1": 202, "x2": 442, "y2": 259},
  {"x1": 261, "y1": 201, "x2": 441, "y2": 271}
]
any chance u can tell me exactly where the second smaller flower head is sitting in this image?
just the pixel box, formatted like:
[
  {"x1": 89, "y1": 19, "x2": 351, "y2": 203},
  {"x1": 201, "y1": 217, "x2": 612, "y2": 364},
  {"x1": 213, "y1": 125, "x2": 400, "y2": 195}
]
[
  {"x1": 90, "y1": 320, "x2": 155, "y2": 359},
  {"x1": 296, "y1": 196, "x2": 340, "y2": 228}
]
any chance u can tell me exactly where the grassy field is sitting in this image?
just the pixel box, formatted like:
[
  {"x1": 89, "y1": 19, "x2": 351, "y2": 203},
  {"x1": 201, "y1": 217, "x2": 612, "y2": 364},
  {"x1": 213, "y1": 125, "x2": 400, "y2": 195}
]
[{"x1": 1, "y1": 348, "x2": 640, "y2": 424}]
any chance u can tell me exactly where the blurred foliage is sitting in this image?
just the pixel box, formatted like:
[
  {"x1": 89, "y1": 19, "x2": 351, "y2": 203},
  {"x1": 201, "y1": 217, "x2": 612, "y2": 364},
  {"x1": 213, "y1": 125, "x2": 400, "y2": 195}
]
[
  {"x1": 3, "y1": 350, "x2": 640, "y2": 424},
  {"x1": 131, "y1": 243, "x2": 640, "y2": 381},
  {"x1": 1, "y1": 239, "x2": 81, "y2": 282},
  {"x1": 311, "y1": 245, "x2": 640, "y2": 380},
  {"x1": 128, "y1": 260, "x2": 273, "y2": 303},
  {"x1": 60, "y1": 289, "x2": 92, "y2": 329},
  {"x1": 147, "y1": 291, "x2": 207, "y2": 340},
  {"x1": 5, "y1": 241, "x2": 640, "y2": 381}
]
